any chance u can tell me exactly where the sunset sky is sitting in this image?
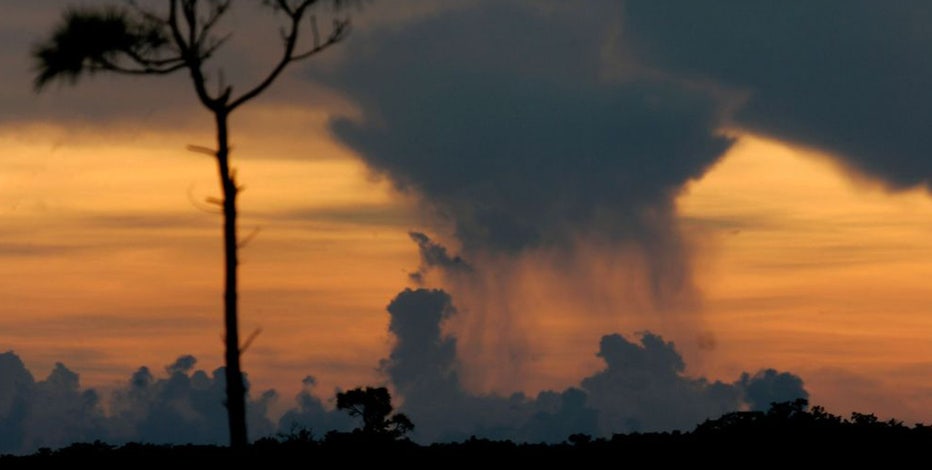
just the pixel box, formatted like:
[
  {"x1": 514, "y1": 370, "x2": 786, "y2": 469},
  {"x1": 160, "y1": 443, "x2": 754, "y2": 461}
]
[{"x1": 1, "y1": 0, "x2": 931, "y2": 452}]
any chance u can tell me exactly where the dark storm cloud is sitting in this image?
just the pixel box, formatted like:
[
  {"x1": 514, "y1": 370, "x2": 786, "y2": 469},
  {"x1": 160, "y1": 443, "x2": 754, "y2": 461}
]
[
  {"x1": 378, "y1": 288, "x2": 600, "y2": 442},
  {"x1": 322, "y1": 1, "x2": 733, "y2": 255},
  {"x1": 622, "y1": 0, "x2": 932, "y2": 189},
  {"x1": 377, "y1": 287, "x2": 807, "y2": 442},
  {"x1": 407, "y1": 232, "x2": 471, "y2": 284},
  {"x1": 381, "y1": 288, "x2": 460, "y2": 399}
]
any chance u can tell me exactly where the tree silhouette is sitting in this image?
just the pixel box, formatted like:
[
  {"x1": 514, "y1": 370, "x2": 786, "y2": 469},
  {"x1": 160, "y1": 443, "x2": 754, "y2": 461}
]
[
  {"x1": 32, "y1": 0, "x2": 349, "y2": 449},
  {"x1": 336, "y1": 387, "x2": 414, "y2": 439}
]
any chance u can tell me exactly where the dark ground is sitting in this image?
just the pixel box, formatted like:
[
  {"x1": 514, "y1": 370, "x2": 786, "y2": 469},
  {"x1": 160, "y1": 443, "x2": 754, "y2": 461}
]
[{"x1": 3, "y1": 400, "x2": 930, "y2": 466}]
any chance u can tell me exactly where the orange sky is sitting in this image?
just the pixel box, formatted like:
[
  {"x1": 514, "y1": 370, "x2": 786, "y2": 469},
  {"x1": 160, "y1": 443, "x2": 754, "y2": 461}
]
[
  {"x1": 1, "y1": 109, "x2": 930, "y2": 423},
  {"x1": 680, "y1": 135, "x2": 932, "y2": 423},
  {"x1": 2, "y1": 2, "x2": 931, "y2": 434}
]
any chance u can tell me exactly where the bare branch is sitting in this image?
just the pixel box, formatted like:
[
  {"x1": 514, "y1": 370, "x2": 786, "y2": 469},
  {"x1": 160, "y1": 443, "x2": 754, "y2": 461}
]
[
  {"x1": 182, "y1": 1, "x2": 198, "y2": 50},
  {"x1": 238, "y1": 226, "x2": 262, "y2": 249},
  {"x1": 291, "y1": 18, "x2": 349, "y2": 61},
  {"x1": 186, "y1": 184, "x2": 223, "y2": 215},
  {"x1": 275, "y1": 0, "x2": 296, "y2": 16},
  {"x1": 187, "y1": 144, "x2": 217, "y2": 156},
  {"x1": 168, "y1": 0, "x2": 220, "y2": 109},
  {"x1": 96, "y1": 56, "x2": 186, "y2": 75},
  {"x1": 166, "y1": 1, "x2": 191, "y2": 58},
  {"x1": 227, "y1": 4, "x2": 348, "y2": 111},
  {"x1": 240, "y1": 327, "x2": 262, "y2": 354}
]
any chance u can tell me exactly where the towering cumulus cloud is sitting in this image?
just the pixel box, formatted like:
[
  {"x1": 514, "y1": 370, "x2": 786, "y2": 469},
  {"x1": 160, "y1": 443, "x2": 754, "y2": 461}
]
[
  {"x1": 380, "y1": 288, "x2": 808, "y2": 442},
  {"x1": 322, "y1": 1, "x2": 732, "y2": 257},
  {"x1": 318, "y1": 0, "x2": 737, "y2": 394}
]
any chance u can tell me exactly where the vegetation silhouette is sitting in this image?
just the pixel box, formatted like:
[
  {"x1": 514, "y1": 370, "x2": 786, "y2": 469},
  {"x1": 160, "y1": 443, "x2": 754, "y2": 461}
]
[
  {"x1": 2, "y1": 400, "x2": 928, "y2": 465},
  {"x1": 333, "y1": 386, "x2": 414, "y2": 440},
  {"x1": 32, "y1": 0, "x2": 350, "y2": 449}
]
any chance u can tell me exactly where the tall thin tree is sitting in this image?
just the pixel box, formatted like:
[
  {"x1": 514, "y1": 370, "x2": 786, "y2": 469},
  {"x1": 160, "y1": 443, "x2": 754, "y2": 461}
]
[{"x1": 33, "y1": 0, "x2": 349, "y2": 449}]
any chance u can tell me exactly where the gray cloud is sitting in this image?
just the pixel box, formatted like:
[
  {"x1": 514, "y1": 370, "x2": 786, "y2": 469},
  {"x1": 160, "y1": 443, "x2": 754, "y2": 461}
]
[
  {"x1": 622, "y1": 0, "x2": 932, "y2": 190},
  {"x1": 0, "y1": 352, "x2": 33, "y2": 453},
  {"x1": 0, "y1": 351, "x2": 276, "y2": 455},
  {"x1": 0, "y1": 352, "x2": 105, "y2": 454},
  {"x1": 376, "y1": 287, "x2": 807, "y2": 442},
  {"x1": 739, "y1": 369, "x2": 810, "y2": 412},
  {"x1": 0, "y1": 291, "x2": 811, "y2": 453},
  {"x1": 276, "y1": 376, "x2": 354, "y2": 437},
  {"x1": 578, "y1": 333, "x2": 802, "y2": 434},
  {"x1": 321, "y1": 1, "x2": 733, "y2": 260},
  {"x1": 106, "y1": 355, "x2": 277, "y2": 447},
  {"x1": 407, "y1": 232, "x2": 471, "y2": 284}
]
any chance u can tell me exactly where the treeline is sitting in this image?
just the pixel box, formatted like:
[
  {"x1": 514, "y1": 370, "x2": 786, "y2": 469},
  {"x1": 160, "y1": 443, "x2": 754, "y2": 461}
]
[{"x1": 2, "y1": 399, "x2": 929, "y2": 466}]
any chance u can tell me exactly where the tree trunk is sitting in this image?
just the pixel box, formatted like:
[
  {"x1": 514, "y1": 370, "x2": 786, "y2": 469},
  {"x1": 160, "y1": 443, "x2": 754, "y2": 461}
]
[{"x1": 215, "y1": 110, "x2": 248, "y2": 449}]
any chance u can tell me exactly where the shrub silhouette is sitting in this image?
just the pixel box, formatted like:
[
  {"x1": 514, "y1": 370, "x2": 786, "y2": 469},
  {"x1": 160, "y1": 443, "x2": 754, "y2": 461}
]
[{"x1": 335, "y1": 387, "x2": 414, "y2": 439}]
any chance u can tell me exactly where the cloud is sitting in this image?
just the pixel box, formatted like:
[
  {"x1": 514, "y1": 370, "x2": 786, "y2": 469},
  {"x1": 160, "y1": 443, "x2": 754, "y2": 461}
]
[
  {"x1": 739, "y1": 369, "x2": 809, "y2": 412},
  {"x1": 0, "y1": 351, "x2": 278, "y2": 455},
  {"x1": 276, "y1": 376, "x2": 354, "y2": 437},
  {"x1": 621, "y1": 0, "x2": 932, "y2": 190},
  {"x1": 0, "y1": 243, "x2": 84, "y2": 258},
  {"x1": 0, "y1": 292, "x2": 810, "y2": 452},
  {"x1": 375, "y1": 287, "x2": 808, "y2": 442},
  {"x1": 407, "y1": 231, "x2": 471, "y2": 284},
  {"x1": 380, "y1": 288, "x2": 462, "y2": 404},
  {"x1": 315, "y1": 3, "x2": 736, "y2": 386},
  {"x1": 270, "y1": 204, "x2": 415, "y2": 229},
  {"x1": 0, "y1": 352, "x2": 37, "y2": 453},
  {"x1": 376, "y1": 287, "x2": 598, "y2": 442},
  {"x1": 0, "y1": 351, "x2": 105, "y2": 454},
  {"x1": 106, "y1": 355, "x2": 276, "y2": 446},
  {"x1": 580, "y1": 333, "x2": 808, "y2": 433},
  {"x1": 322, "y1": 1, "x2": 733, "y2": 258}
]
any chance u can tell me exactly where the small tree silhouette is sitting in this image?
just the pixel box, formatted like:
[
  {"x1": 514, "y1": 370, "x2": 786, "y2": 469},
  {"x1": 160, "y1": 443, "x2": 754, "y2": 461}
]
[
  {"x1": 336, "y1": 386, "x2": 414, "y2": 439},
  {"x1": 32, "y1": 0, "x2": 349, "y2": 449}
]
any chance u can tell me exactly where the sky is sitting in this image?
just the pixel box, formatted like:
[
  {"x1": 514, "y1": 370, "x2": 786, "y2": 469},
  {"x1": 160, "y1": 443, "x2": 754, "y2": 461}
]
[{"x1": 1, "y1": 0, "x2": 931, "y2": 454}]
